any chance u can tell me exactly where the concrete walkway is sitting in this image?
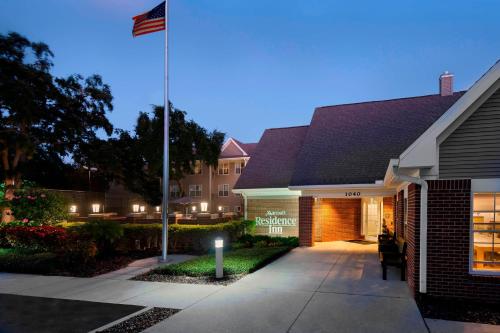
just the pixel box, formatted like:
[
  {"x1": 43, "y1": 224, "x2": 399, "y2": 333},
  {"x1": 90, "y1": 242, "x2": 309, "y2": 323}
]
[
  {"x1": 146, "y1": 241, "x2": 428, "y2": 333},
  {"x1": 0, "y1": 254, "x2": 224, "y2": 309}
]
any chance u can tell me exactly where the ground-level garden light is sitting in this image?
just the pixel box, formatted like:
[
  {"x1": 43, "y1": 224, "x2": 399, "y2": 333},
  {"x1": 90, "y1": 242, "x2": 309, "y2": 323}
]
[{"x1": 215, "y1": 237, "x2": 224, "y2": 279}]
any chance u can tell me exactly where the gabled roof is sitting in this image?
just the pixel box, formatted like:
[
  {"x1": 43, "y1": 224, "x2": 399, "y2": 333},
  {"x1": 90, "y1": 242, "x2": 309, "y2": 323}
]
[
  {"x1": 234, "y1": 126, "x2": 309, "y2": 189},
  {"x1": 398, "y1": 60, "x2": 500, "y2": 169},
  {"x1": 289, "y1": 92, "x2": 465, "y2": 186},
  {"x1": 219, "y1": 137, "x2": 257, "y2": 158}
]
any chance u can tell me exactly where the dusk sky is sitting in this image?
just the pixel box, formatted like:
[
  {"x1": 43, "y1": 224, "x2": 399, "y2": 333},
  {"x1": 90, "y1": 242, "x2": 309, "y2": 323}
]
[{"x1": 1, "y1": 0, "x2": 499, "y2": 143}]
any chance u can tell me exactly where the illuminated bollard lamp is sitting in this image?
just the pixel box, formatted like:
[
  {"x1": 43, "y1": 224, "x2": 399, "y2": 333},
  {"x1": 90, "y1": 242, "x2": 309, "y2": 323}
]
[{"x1": 215, "y1": 238, "x2": 224, "y2": 279}]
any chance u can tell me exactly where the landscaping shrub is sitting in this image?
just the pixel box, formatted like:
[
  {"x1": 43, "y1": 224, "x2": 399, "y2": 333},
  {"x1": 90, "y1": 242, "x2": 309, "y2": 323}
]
[
  {"x1": 5, "y1": 225, "x2": 68, "y2": 252},
  {"x1": 115, "y1": 220, "x2": 253, "y2": 254},
  {"x1": 0, "y1": 251, "x2": 58, "y2": 274},
  {"x1": 79, "y1": 220, "x2": 124, "y2": 254},
  {"x1": 57, "y1": 232, "x2": 97, "y2": 265},
  {"x1": 9, "y1": 188, "x2": 68, "y2": 225},
  {"x1": 233, "y1": 234, "x2": 299, "y2": 249}
]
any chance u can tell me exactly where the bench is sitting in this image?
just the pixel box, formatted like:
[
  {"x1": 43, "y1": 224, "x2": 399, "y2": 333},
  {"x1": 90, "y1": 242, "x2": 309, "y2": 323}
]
[{"x1": 379, "y1": 237, "x2": 407, "y2": 281}]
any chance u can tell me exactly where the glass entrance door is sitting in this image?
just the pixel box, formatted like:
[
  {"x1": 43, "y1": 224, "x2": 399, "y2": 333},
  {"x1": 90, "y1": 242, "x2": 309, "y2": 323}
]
[{"x1": 362, "y1": 197, "x2": 382, "y2": 240}]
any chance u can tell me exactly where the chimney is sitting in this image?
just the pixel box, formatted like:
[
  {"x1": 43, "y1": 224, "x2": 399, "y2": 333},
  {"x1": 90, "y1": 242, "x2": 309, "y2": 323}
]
[{"x1": 439, "y1": 71, "x2": 454, "y2": 96}]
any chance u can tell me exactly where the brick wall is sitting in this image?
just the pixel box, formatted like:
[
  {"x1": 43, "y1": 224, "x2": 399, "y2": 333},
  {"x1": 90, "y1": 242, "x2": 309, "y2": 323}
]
[
  {"x1": 406, "y1": 183, "x2": 421, "y2": 295},
  {"x1": 299, "y1": 196, "x2": 315, "y2": 246},
  {"x1": 407, "y1": 179, "x2": 500, "y2": 302},
  {"x1": 316, "y1": 198, "x2": 362, "y2": 241},
  {"x1": 396, "y1": 190, "x2": 404, "y2": 238}
]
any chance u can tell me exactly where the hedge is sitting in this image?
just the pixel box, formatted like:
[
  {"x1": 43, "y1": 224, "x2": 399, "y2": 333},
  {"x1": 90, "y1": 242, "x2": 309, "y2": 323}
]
[{"x1": 117, "y1": 220, "x2": 252, "y2": 254}]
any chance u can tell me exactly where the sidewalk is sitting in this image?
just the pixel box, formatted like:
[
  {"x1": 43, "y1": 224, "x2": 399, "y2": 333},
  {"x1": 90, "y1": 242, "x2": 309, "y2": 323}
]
[
  {"x1": 145, "y1": 242, "x2": 428, "y2": 333},
  {"x1": 0, "y1": 254, "x2": 222, "y2": 309}
]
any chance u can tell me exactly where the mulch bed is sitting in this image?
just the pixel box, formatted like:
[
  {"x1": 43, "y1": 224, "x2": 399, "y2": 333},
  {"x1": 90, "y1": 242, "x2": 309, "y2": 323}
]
[
  {"x1": 132, "y1": 272, "x2": 244, "y2": 286},
  {"x1": 97, "y1": 307, "x2": 179, "y2": 333},
  {"x1": 0, "y1": 250, "x2": 160, "y2": 277},
  {"x1": 417, "y1": 296, "x2": 500, "y2": 325}
]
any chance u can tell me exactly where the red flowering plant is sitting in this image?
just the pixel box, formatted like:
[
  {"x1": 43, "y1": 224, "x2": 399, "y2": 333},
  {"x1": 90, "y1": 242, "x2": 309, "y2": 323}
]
[
  {"x1": 5, "y1": 225, "x2": 68, "y2": 252},
  {"x1": 9, "y1": 188, "x2": 68, "y2": 225}
]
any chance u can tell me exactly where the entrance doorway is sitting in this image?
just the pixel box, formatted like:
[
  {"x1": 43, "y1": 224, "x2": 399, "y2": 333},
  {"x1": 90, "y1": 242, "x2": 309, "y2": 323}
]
[{"x1": 362, "y1": 197, "x2": 383, "y2": 241}]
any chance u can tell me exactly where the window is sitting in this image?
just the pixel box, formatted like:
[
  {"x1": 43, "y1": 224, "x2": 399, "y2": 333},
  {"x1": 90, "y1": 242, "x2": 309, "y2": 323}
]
[
  {"x1": 189, "y1": 184, "x2": 202, "y2": 197},
  {"x1": 218, "y1": 184, "x2": 229, "y2": 197},
  {"x1": 472, "y1": 193, "x2": 500, "y2": 272},
  {"x1": 218, "y1": 162, "x2": 229, "y2": 175},
  {"x1": 234, "y1": 206, "x2": 241, "y2": 213},
  {"x1": 235, "y1": 161, "x2": 245, "y2": 174},
  {"x1": 191, "y1": 160, "x2": 202, "y2": 175},
  {"x1": 170, "y1": 184, "x2": 180, "y2": 198}
]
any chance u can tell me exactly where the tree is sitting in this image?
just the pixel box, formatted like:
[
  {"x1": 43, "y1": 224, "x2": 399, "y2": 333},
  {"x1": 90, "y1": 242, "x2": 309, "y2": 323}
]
[
  {"x1": 0, "y1": 32, "x2": 113, "y2": 220},
  {"x1": 87, "y1": 104, "x2": 225, "y2": 206}
]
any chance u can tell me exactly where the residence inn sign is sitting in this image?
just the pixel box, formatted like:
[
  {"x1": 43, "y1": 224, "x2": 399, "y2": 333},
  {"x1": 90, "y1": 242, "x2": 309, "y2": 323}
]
[
  {"x1": 247, "y1": 198, "x2": 299, "y2": 237},
  {"x1": 255, "y1": 209, "x2": 297, "y2": 235}
]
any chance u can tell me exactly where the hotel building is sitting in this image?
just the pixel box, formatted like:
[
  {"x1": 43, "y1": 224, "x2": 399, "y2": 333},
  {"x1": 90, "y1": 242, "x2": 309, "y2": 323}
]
[{"x1": 234, "y1": 61, "x2": 500, "y2": 301}]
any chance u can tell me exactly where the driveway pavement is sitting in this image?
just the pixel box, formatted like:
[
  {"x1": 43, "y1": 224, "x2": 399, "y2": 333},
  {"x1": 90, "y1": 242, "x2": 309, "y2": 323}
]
[{"x1": 146, "y1": 241, "x2": 428, "y2": 333}]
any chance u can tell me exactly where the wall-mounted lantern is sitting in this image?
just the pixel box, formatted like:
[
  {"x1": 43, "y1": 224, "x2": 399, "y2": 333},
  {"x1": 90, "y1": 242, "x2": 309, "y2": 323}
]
[
  {"x1": 139, "y1": 205, "x2": 146, "y2": 213},
  {"x1": 201, "y1": 202, "x2": 208, "y2": 212},
  {"x1": 155, "y1": 206, "x2": 161, "y2": 212},
  {"x1": 69, "y1": 205, "x2": 77, "y2": 213},
  {"x1": 191, "y1": 205, "x2": 197, "y2": 212}
]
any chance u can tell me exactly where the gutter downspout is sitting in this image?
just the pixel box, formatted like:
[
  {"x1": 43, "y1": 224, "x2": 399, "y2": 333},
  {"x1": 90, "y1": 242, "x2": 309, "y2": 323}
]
[{"x1": 392, "y1": 165, "x2": 428, "y2": 294}]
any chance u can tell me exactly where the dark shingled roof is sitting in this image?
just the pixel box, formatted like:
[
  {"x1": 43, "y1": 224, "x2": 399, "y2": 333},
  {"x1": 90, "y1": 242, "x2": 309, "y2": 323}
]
[
  {"x1": 234, "y1": 140, "x2": 258, "y2": 157},
  {"x1": 219, "y1": 139, "x2": 258, "y2": 158},
  {"x1": 289, "y1": 92, "x2": 465, "y2": 186},
  {"x1": 234, "y1": 126, "x2": 309, "y2": 189}
]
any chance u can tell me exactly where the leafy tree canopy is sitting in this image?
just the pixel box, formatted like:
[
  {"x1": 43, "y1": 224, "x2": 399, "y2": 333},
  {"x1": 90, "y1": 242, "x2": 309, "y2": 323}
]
[
  {"x1": 0, "y1": 32, "x2": 113, "y2": 196},
  {"x1": 80, "y1": 104, "x2": 225, "y2": 205}
]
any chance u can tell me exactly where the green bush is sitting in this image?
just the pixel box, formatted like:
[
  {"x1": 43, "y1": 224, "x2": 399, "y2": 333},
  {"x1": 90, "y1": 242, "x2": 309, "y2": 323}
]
[
  {"x1": 0, "y1": 251, "x2": 58, "y2": 274},
  {"x1": 115, "y1": 220, "x2": 252, "y2": 254},
  {"x1": 9, "y1": 188, "x2": 68, "y2": 225},
  {"x1": 234, "y1": 234, "x2": 299, "y2": 249},
  {"x1": 79, "y1": 220, "x2": 124, "y2": 254}
]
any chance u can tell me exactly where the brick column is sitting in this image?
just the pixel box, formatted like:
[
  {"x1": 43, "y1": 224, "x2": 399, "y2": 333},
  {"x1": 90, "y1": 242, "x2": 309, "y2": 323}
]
[
  {"x1": 299, "y1": 196, "x2": 315, "y2": 246},
  {"x1": 406, "y1": 183, "x2": 421, "y2": 296},
  {"x1": 396, "y1": 190, "x2": 404, "y2": 239}
]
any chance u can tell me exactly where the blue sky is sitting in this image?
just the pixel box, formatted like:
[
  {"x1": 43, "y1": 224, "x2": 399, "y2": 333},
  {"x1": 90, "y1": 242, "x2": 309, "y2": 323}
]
[{"x1": 1, "y1": 0, "x2": 499, "y2": 143}]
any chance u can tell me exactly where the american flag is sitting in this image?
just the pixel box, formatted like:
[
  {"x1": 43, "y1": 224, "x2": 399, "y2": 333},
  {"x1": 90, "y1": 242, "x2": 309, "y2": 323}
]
[{"x1": 132, "y1": 1, "x2": 166, "y2": 37}]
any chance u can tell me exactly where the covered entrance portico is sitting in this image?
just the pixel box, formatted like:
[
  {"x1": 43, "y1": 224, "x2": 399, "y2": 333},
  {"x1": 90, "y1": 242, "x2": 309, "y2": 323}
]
[{"x1": 294, "y1": 184, "x2": 396, "y2": 246}]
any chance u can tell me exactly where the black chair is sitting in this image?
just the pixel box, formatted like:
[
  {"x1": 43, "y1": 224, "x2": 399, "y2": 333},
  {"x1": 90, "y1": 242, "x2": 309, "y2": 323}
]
[{"x1": 380, "y1": 241, "x2": 407, "y2": 281}]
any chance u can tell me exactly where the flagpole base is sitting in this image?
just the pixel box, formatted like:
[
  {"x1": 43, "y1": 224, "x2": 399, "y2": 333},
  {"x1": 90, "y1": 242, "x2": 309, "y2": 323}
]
[{"x1": 158, "y1": 256, "x2": 172, "y2": 264}]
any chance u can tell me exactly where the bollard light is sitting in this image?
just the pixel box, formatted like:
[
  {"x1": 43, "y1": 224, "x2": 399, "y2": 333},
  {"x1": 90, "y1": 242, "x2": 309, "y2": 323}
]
[{"x1": 215, "y1": 237, "x2": 224, "y2": 279}]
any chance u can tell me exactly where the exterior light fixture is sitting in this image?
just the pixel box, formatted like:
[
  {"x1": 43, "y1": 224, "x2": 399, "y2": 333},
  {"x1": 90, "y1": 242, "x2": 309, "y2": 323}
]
[
  {"x1": 218, "y1": 206, "x2": 222, "y2": 211},
  {"x1": 132, "y1": 204, "x2": 140, "y2": 213},
  {"x1": 192, "y1": 205, "x2": 197, "y2": 212},
  {"x1": 69, "y1": 205, "x2": 77, "y2": 213},
  {"x1": 139, "y1": 205, "x2": 146, "y2": 213},
  {"x1": 92, "y1": 204, "x2": 100, "y2": 213},
  {"x1": 155, "y1": 206, "x2": 160, "y2": 212},
  {"x1": 215, "y1": 237, "x2": 224, "y2": 279},
  {"x1": 201, "y1": 202, "x2": 208, "y2": 212}
]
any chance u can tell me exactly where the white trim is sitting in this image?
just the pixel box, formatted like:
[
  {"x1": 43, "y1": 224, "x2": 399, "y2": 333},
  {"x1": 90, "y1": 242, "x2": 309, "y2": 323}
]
[
  {"x1": 471, "y1": 178, "x2": 500, "y2": 193},
  {"x1": 233, "y1": 187, "x2": 301, "y2": 197},
  {"x1": 399, "y1": 61, "x2": 500, "y2": 169},
  {"x1": 289, "y1": 183, "x2": 386, "y2": 191},
  {"x1": 469, "y1": 185, "x2": 500, "y2": 276},
  {"x1": 221, "y1": 138, "x2": 248, "y2": 156}
]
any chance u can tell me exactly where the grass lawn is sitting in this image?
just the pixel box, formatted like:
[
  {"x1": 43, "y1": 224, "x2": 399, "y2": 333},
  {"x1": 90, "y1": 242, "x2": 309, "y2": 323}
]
[
  {"x1": 155, "y1": 246, "x2": 291, "y2": 277},
  {"x1": 0, "y1": 248, "x2": 17, "y2": 256}
]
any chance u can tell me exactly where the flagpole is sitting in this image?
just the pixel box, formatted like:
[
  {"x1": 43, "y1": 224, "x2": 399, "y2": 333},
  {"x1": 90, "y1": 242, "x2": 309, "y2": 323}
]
[{"x1": 161, "y1": 0, "x2": 169, "y2": 262}]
